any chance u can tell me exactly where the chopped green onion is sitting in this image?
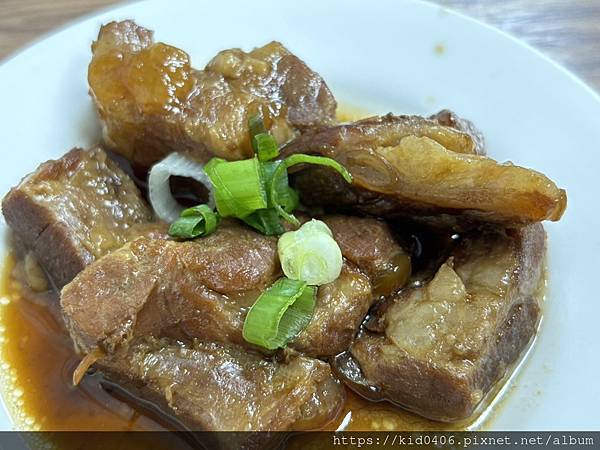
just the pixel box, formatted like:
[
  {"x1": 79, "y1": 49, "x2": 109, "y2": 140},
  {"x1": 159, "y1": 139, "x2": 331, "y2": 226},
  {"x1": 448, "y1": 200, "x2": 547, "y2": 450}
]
[
  {"x1": 243, "y1": 208, "x2": 285, "y2": 235},
  {"x1": 284, "y1": 154, "x2": 354, "y2": 184},
  {"x1": 278, "y1": 219, "x2": 343, "y2": 285},
  {"x1": 262, "y1": 161, "x2": 299, "y2": 213},
  {"x1": 248, "y1": 113, "x2": 266, "y2": 139},
  {"x1": 148, "y1": 153, "x2": 214, "y2": 223},
  {"x1": 270, "y1": 162, "x2": 301, "y2": 226},
  {"x1": 204, "y1": 157, "x2": 267, "y2": 218},
  {"x1": 240, "y1": 161, "x2": 297, "y2": 234},
  {"x1": 196, "y1": 116, "x2": 352, "y2": 237},
  {"x1": 168, "y1": 204, "x2": 219, "y2": 239},
  {"x1": 279, "y1": 186, "x2": 299, "y2": 213},
  {"x1": 253, "y1": 133, "x2": 280, "y2": 161},
  {"x1": 270, "y1": 154, "x2": 353, "y2": 226},
  {"x1": 242, "y1": 278, "x2": 316, "y2": 350},
  {"x1": 249, "y1": 114, "x2": 279, "y2": 161}
]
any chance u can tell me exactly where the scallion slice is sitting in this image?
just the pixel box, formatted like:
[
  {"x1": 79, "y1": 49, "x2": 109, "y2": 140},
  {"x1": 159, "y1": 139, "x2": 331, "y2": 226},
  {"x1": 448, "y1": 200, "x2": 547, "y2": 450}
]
[
  {"x1": 204, "y1": 157, "x2": 268, "y2": 218},
  {"x1": 239, "y1": 161, "x2": 297, "y2": 234},
  {"x1": 278, "y1": 219, "x2": 343, "y2": 285},
  {"x1": 283, "y1": 154, "x2": 354, "y2": 183},
  {"x1": 248, "y1": 113, "x2": 266, "y2": 138},
  {"x1": 242, "y1": 208, "x2": 285, "y2": 235},
  {"x1": 168, "y1": 204, "x2": 219, "y2": 239},
  {"x1": 269, "y1": 154, "x2": 353, "y2": 225},
  {"x1": 249, "y1": 114, "x2": 279, "y2": 161},
  {"x1": 148, "y1": 153, "x2": 214, "y2": 223},
  {"x1": 242, "y1": 278, "x2": 316, "y2": 350},
  {"x1": 262, "y1": 161, "x2": 299, "y2": 213},
  {"x1": 253, "y1": 133, "x2": 279, "y2": 161}
]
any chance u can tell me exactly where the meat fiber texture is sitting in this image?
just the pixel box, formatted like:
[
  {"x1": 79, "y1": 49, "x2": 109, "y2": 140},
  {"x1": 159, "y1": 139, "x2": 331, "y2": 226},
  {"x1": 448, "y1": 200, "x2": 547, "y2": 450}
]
[
  {"x1": 334, "y1": 224, "x2": 545, "y2": 422},
  {"x1": 89, "y1": 20, "x2": 337, "y2": 169},
  {"x1": 61, "y1": 217, "x2": 409, "y2": 359},
  {"x1": 98, "y1": 338, "x2": 345, "y2": 437},
  {"x1": 1, "y1": 147, "x2": 161, "y2": 288}
]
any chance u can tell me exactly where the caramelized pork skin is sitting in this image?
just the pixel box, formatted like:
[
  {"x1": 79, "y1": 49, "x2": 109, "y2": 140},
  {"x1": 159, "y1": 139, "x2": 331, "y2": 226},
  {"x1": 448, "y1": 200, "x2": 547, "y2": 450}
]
[
  {"x1": 285, "y1": 114, "x2": 566, "y2": 227},
  {"x1": 1, "y1": 147, "x2": 160, "y2": 288},
  {"x1": 61, "y1": 218, "x2": 409, "y2": 358},
  {"x1": 334, "y1": 224, "x2": 545, "y2": 422},
  {"x1": 89, "y1": 20, "x2": 337, "y2": 169},
  {"x1": 99, "y1": 338, "x2": 344, "y2": 436}
]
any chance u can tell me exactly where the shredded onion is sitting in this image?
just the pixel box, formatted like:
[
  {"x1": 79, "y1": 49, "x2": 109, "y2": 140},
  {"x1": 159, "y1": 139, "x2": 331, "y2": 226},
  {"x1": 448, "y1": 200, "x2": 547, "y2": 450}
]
[{"x1": 148, "y1": 153, "x2": 214, "y2": 223}]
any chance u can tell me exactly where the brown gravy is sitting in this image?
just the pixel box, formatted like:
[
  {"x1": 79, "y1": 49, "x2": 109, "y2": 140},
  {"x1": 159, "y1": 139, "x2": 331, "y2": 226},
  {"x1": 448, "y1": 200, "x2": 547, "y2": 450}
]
[{"x1": 0, "y1": 254, "x2": 168, "y2": 431}]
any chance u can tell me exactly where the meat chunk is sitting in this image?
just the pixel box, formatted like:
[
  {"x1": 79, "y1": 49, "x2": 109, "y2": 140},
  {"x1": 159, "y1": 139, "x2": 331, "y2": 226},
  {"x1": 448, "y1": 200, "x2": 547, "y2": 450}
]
[
  {"x1": 61, "y1": 221, "x2": 280, "y2": 354},
  {"x1": 287, "y1": 113, "x2": 481, "y2": 157},
  {"x1": 289, "y1": 263, "x2": 371, "y2": 357},
  {"x1": 284, "y1": 114, "x2": 567, "y2": 227},
  {"x1": 62, "y1": 218, "x2": 404, "y2": 358},
  {"x1": 2, "y1": 147, "x2": 155, "y2": 288},
  {"x1": 322, "y1": 215, "x2": 411, "y2": 297},
  {"x1": 98, "y1": 338, "x2": 344, "y2": 437},
  {"x1": 334, "y1": 224, "x2": 545, "y2": 422},
  {"x1": 89, "y1": 20, "x2": 337, "y2": 169}
]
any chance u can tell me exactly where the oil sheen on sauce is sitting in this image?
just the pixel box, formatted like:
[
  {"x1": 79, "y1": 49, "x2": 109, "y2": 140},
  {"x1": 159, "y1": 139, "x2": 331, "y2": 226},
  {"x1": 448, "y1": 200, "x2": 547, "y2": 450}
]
[{"x1": 0, "y1": 106, "x2": 537, "y2": 439}]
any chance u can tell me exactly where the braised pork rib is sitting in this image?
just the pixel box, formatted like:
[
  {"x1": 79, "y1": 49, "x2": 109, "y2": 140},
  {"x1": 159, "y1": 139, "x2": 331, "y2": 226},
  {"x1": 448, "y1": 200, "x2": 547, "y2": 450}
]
[
  {"x1": 2, "y1": 147, "x2": 157, "y2": 288},
  {"x1": 89, "y1": 21, "x2": 337, "y2": 169},
  {"x1": 334, "y1": 224, "x2": 545, "y2": 421}
]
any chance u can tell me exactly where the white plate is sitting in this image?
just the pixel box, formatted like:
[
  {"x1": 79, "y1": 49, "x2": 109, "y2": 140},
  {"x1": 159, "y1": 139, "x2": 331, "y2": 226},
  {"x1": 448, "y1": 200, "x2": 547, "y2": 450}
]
[{"x1": 0, "y1": 0, "x2": 598, "y2": 431}]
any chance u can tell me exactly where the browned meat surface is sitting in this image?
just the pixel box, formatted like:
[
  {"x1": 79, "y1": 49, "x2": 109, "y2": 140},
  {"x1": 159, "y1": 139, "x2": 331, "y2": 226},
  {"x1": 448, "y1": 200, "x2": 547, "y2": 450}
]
[
  {"x1": 322, "y1": 215, "x2": 411, "y2": 297},
  {"x1": 284, "y1": 114, "x2": 566, "y2": 227},
  {"x1": 62, "y1": 217, "x2": 408, "y2": 358},
  {"x1": 61, "y1": 221, "x2": 280, "y2": 354},
  {"x1": 334, "y1": 224, "x2": 545, "y2": 422},
  {"x1": 430, "y1": 109, "x2": 486, "y2": 155},
  {"x1": 89, "y1": 20, "x2": 337, "y2": 169},
  {"x1": 98, "y1": 338, "x2": 344, "y2": 436},
  {"x1": 2, "y1": 147, "x2": 156, "y2": 288},
  {"x1": 289, "y1": 263, "x2": 371, "y2": 357}
]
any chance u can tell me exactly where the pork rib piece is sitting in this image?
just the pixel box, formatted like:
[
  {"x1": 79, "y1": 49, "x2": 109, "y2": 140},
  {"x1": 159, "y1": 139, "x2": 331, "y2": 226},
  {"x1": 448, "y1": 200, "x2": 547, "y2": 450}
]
[
  {"x1": 324, "y1": 215, "x2": 411, "y2": 298},
  {"x1": 61, "y1": 217, "x2": 409, "y2": 358},
  {"x1": 284, "y1": 114, "x2": 566, "y2": 227},
  {"x1": 334, "y1": 224, "x2": 545, "y2": 422},
  {"x1": 62, "y1": 221, "x2": 280, "y2": 353},
  {"x1": 98, "y1": 338, "x2": 344, "y2": 438},
  {"x1": 89, "y1": 20, "x2": 337, "y2": 168},
  {"x1": 1, "y1": 147, "x2": 157, "y2": 288}
]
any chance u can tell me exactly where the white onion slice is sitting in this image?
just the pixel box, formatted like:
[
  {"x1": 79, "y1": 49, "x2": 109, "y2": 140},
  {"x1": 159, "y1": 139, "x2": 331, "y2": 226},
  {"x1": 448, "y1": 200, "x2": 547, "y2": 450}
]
[{"x1": 148, "y1": 153, "x2": 214, "y2": 223}]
